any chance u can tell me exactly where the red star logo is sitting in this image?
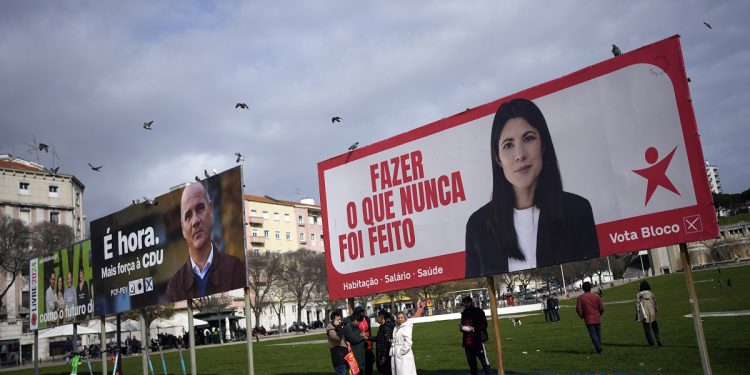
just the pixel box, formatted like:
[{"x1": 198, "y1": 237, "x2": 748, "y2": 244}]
[{"x1": 633, "y1": 146, "x2": 681, "y2": 206}]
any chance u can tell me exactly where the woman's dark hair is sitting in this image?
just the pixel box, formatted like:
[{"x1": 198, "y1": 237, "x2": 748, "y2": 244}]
[
  {"x1": 639, "y1": 280, "x2": 651, "y2": 292},
  {"x1": 377, "y1": 309, "x2": 391, "y2": 319},
  {"x1": 488, "y1": 98, "x2": 564, "y2": 261}
]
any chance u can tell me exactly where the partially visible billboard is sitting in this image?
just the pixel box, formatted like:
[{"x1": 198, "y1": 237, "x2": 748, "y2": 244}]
[
  {"x1": 318, "y1": 36, "x2": 719, "y2": 300},
  {"x1": 29, "y1": 240, "x2": 94, "y2": 330},
  {"x1": 91, "y1": 166, "x2": 246, "y2": 316}
]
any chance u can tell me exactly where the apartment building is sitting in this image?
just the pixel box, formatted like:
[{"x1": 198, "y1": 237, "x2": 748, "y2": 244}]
[
  {"x1": 243, "y1": 195, "x2": 326, "y2": 254},
  {"x1": 705, "y1": 161, "x2": 721, "y2": 194},
  {"x1": 0, "y1": 154, "x2": 85, "y2": 366}
]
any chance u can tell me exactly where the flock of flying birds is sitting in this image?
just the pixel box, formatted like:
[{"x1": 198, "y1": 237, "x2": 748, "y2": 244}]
[
  {"x1": 14, "y1": 20, "x2": 714, "y2": 207},
  {"x1": 18, "y1": 102, "x2": 353, "y2": 208}
]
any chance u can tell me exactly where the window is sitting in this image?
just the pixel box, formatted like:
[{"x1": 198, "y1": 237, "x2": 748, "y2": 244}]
[
  {"x1": 253, "y1": 248, "x2": 260, "y2": 256},
  {"x1": 320, "y1": 234, "x2": 324, "y2": 241},
  {"x1": 264, "y1": 230, "x2": 270, "y2": 238},
  {"x1": 284, "y1": 213, "x2": 290, "y2": 222},
  {"x1": 250, "y1": 209, "x2": 257, "y2": 217},
  {"x1": 299, "y1": 233, "x2": 305, "y2": 242},
  {"x1": 274, "y1": 212, "x2": 280, "y2": 221},
  {"x1": 49, "y1": 185, "x2": 59, "y2": 198},
  {"x1": 262, "y1": 211, "x2": 269, "y2": 219},
  {"x1": 50, "y1": 211, "x2": 60, "y2": 224},
  {"x1": 317, "y1": 217, "x2": 323, "y2": 225},
  {"x1": 308, "y1": 216, "x2": 315, "y2": 224},
  {"x1": 19, "y1": 182, "x2": 30, "y2": 195},
  {"x1": 75, "y1": 192, "x2": 80, "y2": 206},
  {"x1": 251, "y1": 228, "x2": 259, "y2": 237},
  {"x1": 286, "y1": 232, "x2": 292, "y2": 241},
  {"x1": 275, "y1": 231, "x2": 281, "y2": 240},
  {"x1": 20, "y1": 208, "x2": 31, "y2": 224},
  {"x1": 297, "y1": 215, "x2": 303, "y2": 224}
]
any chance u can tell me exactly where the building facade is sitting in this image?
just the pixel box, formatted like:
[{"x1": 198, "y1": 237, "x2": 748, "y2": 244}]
[
  {"x1": 0, "y1": 154, "x2": 85, "y2": 366},
  {"x1": 705, "y1": 161, "x2": 721, "y2": 194},
  {"x1": 243, "y1": 195, "x2": 325, "y2": 254}
]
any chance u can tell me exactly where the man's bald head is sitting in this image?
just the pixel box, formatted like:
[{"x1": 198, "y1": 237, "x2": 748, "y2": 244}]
[{"x1": 181, "y1": 182, "x2": 214, "y2": 258}]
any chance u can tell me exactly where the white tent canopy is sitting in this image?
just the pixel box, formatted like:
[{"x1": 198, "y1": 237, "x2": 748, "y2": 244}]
[
  {"x1": 39, "y1": 324, "x2": 98, "y2": 338},
  {"x1": 150, "y1": 315, "x2": 208, "y2": 331},
  {"x1": 86, "y1": 320, "x2": 117, "y2": 333},
  {"x1": 121, "y1": 319, "x2": 142, "y2": 332}
]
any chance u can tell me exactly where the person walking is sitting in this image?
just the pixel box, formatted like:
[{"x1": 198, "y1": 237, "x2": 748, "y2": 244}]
[
  {"x1": 636, "y1": 280, "x2": 662, "y2": 347},
  {"x1": 541, "y1": 295, "x2": 550, "y2": 322},
  {"x1": 576, "y1": 281, "x2": 604, "y2": 354},
  {"x1": 460, "y1": 296, "x2": 492, "y2": 375},
  {"x1": 327, "y1": 310, "x2": 349, "y2": 375},
  {"x1": 390, "y1": 312, "x2": 416, "y2": 375},
  {"x1": 368, "y1": 310, "x2": 395, "y2": 375},
  {"x1": 550, "y1": 293, "x2": 560, "y2": 322}
]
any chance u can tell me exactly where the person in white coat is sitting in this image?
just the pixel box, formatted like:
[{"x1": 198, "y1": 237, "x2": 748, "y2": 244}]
[{"x1": 390, "y1": 312, "x2": 417, "y2": 375}]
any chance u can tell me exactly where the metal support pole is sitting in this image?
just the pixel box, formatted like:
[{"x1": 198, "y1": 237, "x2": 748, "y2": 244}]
[
  {"x1": 187, "y1": 299, "x2": 197, "y2": 375},
  {"x1": 33, "y1": 330, "x2": 39, "y2": 375},
  {"x1": 245, "y1": 288, "x2": 254, "y2": 375},
  {"x1": 140, "y1": 309, "x2": 148, "y2": 375},
  {"x1": 680, "y1": 243, "x2": 712, "y2": 374},
  {"x1": 559, "y1": 264, "x2": 567, "y2": 297},
  {"x1": 100, "y1": 316, "x2": 107, "y2": 375},
  {"x1": 486, "y1": 276, "x2": 504, "y2": 375},
  {"x1": 606, "y1": 256, "x2": 613, "y2": 282}
]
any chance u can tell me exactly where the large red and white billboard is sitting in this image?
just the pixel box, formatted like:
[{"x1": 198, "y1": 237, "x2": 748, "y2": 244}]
[{"x1": 318, "y1": 36, "x2": 718, "y2": 300}]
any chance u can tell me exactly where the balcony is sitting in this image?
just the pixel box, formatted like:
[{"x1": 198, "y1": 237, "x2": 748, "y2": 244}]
[
  {"x1": 250, "y1": 236, "x2": 265, "y2": 245},
  {"x1": 247, "y1": 216, "x2": 264, "y2": 225}
]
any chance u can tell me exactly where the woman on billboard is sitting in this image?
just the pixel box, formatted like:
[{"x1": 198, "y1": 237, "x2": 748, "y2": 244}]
[{"x1": 465, "y1": 98, "x2": 599, "y2": 278}]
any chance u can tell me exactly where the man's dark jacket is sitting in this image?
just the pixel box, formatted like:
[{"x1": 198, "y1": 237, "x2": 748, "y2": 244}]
[
  {"x1": 369, "y1": 316, "x2": 395, "y2": 363},
  {"x1": 165, "y1": 249, "x2": 246, "y2": 302},
  {"x1": 342, "y1": 318, "x2": 366, "y2": 368},
  {"x1": 460, "y1": 305, "x2": 489, "y2": 347}
]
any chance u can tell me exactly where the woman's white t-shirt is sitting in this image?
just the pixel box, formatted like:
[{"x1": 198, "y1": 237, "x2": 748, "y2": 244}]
[{"x1": 508, "y1": 206, "x2": 539, "y2": 272}]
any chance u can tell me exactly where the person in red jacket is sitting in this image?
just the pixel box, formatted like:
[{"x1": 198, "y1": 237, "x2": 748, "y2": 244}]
[{"x1": 576, "y1": 281, "x2": 604, "y2": 354}]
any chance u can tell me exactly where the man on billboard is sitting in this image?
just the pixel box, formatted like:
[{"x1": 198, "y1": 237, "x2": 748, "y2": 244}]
[
  {"x1": 64, "y1": 271, "x2": 76, "y2": 322},
  {"x1": 46, "y1": 270, "x2": 57, "y2": 314},
  {"x1": 465, "y1": 99, "x2": 599, "y2": 278},
  {"x1": 165, "y1": 181, "x2": 245, "y2": 302}
]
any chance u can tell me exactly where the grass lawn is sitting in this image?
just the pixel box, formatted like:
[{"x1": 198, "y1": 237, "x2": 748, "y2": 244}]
[{"x1": 5, "y1": 264, "x2": 749, "y2": 374}]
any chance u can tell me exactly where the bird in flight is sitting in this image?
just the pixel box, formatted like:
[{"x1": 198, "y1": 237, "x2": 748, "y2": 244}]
[
  {"x1": 235, "y1": 103, "x2": 249, "y2": 109},
  {"x1": 348, "y1": 142, "x2": 359, "y2": 152},
  {"x1": 331, "y1": 116, "x2": 342, "y2": 123},
  {"x1": 39, "y1": 143, "x2": 49, "y2": 152},
  {"x1": 611, "y1": 44, "x2": 622, "y2": 57},
  {"x1": 235, "y1": 152, "x2": 245, "y2": 163},
  {"x1": 703, "y1": 21, "x2": 712, "y2": 29},
  {"x1": 143, "y1": 121, "x2": 154, "y2": 130},
  {"x1": 88, "y1": 163, "x2": 103, "y2": 171}
]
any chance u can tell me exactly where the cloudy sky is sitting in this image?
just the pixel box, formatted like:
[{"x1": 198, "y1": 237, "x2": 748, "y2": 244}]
[{"x1": 2, "y1": 1, "x2": 748, "y2": 225}]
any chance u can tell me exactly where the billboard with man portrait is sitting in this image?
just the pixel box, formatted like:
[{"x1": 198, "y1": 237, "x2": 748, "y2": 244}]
[
  {"x1": 29, "y1": 240, "x2": 94, "y2": 330},
  {"x1": 318, "y1": 36, "x2": 719, "y2": 300},
  {"x1": 90, "y1": 166, "x2": 246, "y2": 316}
]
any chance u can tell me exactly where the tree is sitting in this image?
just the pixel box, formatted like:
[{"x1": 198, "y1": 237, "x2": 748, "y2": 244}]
[
  {"x1": 245, "y1": 251, "x2": 282, "y2": 329},
  {"x1": 591, "y1": 257, "x2": 611, "y2": 285},
  {"x1": 122, "y1": 304, "x2": 175, "y2": 344},
  {"x1": 513, "y1": 271, "x2": 534, "y2": 294},
  {"x1": 192, "y1": 295, "x2": 232, "y2": 343},
  {"x1": 31, "y1": 221, "x2": 75, "y2": 256},
  {"x1": 532, "y1": 265, "x2": 561, "y2": 293},
  {"x1": 267, "y1": 284, "x2": 292, "y2": 329},
  {"x1": 0, "y1": 215, "x2": 31, "y2": 316},
  {"x1": 282, "y1": 249, "x2": 325, "y2": 324}
]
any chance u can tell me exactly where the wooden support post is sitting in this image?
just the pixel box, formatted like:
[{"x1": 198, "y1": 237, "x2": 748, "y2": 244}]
[
  {"x1": 680, "y1": 243, "x2": 712, "y2": 375},
  {"x1": 486, "y1": 276, "x2": 504, "y2": 375},
  {"x1": 187, "y1": 299, "x2": 197, "y2": 375},
  {"x1": 245, "y1": 288, "x2": 255, "y2": 375}
]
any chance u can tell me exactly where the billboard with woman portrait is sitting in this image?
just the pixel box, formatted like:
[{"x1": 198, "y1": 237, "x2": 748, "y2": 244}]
[{"x1": 318, "y1": 36, "x2": 719, "y2": 300}]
